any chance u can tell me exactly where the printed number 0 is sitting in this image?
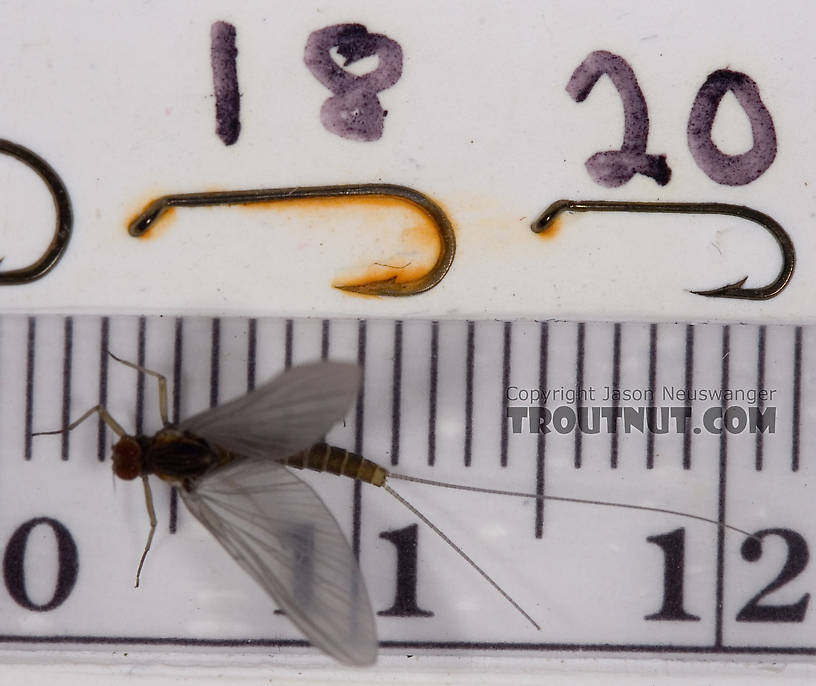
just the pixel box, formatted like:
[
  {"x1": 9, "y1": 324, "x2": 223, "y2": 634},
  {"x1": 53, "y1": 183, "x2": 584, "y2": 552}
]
[{"x1": 3, "y1": 517, "x2": 78, "y2": 612}]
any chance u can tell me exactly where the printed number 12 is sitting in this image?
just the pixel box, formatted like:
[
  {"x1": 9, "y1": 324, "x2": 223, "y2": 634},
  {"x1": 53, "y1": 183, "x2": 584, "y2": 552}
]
[{"x1": 647, "y1": 527, "x2": 810, "y2": 624}]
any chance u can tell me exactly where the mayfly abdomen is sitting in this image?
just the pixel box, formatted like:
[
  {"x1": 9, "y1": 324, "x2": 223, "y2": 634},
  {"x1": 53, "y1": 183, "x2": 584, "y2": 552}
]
[{"x1": 283, "y1": 443, "x2": 388, "y2": 487}]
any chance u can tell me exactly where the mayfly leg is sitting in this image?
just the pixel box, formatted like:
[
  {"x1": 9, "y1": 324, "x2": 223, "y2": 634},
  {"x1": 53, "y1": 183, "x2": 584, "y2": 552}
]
[
  {"x1": 35, "y1": 352, "x2": 172, "y2": 585},
  {"x1": 33, "y1": 403, "x2": 127, "y2": 438},
  {"x1": 102, "y1": 353, "x2": 170, "y2": 583},
  {"x1": 136, "y1": 475, "x2": 157, "y2": 588},
  {"x1": 35, "y1": 352, "x2": 171, "y2": 433},
  {"x1": 108, "y1": 352, "x2": 170, "y2": 427}
]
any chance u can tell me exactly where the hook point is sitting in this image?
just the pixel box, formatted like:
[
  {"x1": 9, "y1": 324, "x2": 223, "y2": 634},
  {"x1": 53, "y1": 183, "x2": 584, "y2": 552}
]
[
  {"x1": 334, "y1": 276, "x2": 401, "y2": 296},
  {"x1": 690, "y1": 276, "x2": 752, "y2": 299}
]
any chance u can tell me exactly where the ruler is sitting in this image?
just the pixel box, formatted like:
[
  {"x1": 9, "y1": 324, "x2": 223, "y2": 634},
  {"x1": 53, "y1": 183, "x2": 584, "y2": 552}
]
[{"x1": 0, "y1": 314, "x2": 813, "y2": 660}]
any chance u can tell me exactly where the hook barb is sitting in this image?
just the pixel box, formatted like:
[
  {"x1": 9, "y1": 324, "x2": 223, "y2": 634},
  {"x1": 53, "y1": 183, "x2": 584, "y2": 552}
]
[
  {"x1": 128, "y1": 183, "x2": 455, "y2": 296},
  {"x1": 531, "y1": 199, "x2": 795, "y2": 300}
]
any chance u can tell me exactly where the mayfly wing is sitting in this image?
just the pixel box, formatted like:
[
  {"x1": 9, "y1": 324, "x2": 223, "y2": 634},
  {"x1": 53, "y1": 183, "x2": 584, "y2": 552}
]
[
  {"x1": 179, "y1": 457, "x2": 378, "y2": 666},
  {"x1": 180, "y1": 361, "x2": 360, "y2": 462}
]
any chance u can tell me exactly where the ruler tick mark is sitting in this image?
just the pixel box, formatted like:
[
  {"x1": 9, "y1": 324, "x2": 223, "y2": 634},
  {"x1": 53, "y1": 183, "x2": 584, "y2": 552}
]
[
  {"x1": 683, "y1": 325, "x2": 695, "y2": 470},
  {"x1": 427, "y1": 321, "x2": 438, "y2": 467},
  {"x1": 610, "y1": 323, "x2": 621, "y2": 469},
  {"x1": 391, "y1": 321, "x2": 402, "y2": 466},
  {"x1": 321, "y1": 320, "x2": 330, "y2": 360},
  {"x1": 352, "y1": 319, "x2": 367, "y2": 560},
  {"x1": 284, "y1": 320, "x2": 293, "y2": 369},
  {"x1": 134, "y1": 317, "x2": 146, "y2": 435},
  {"x1": 97, "y1": 317, "x2": 110, "y2": 461},
  {"x1": 61, "y1": 316, "x2": 73, "y2": 461},
  {"x1": 575, "y1": 322, "x2": 585, "y2": 469},
  {"x1": 755, "y1": 325, "x2": 766, "y2": 471},
  {"x1": 210, "y1": 318, "x2": 221, "y2": 408},
  {"x1": 535, "y1": 321, "x2": 548, "y2": 538},
  {"x1": 172, "y1": 319, "x2": 184, "y2": 423},
  {"x1": 715, "y1": 325, "x2": 730, "y2": 649},
  {"x1": 464, "y1": 321, "x2": 475, "y2": 467},
  {"x1": 169, "y1": 317, "x2": 184, "y2": 535},
  {"x1": 646, "y1": 323, "x2": 657, "y2": 470},
  {"x1": 247, "y1": 318, "x2": 257, "y2": 391},
  {"x1": 24, "y1": 316, "x2": 35, "y2": 460},
  {"x1": 792, "y1": 326, "x2": 802, "y2": 472},
  {"x1": 501, "y1": 321, "x2": 512, "y2": 468}
]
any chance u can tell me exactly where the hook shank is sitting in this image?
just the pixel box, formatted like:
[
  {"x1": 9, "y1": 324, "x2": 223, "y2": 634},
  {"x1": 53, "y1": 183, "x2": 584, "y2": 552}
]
[
  {"x1": 531, "y1": 199, "x2": 794, "y2": 300},
  {"x1": 128, "y1": 183, "x2": 455, "y2": 296}
]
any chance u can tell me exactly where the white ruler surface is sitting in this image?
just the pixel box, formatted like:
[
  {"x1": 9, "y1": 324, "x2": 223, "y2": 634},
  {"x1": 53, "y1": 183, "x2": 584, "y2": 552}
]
[{"x1": 0, "y1": 314, "x2": 812, "y2": 661}]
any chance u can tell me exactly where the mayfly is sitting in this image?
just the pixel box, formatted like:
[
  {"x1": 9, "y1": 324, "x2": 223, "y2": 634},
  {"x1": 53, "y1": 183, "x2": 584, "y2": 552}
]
[{"x1": 38, "y1": 356, "x2": 754, "y2": 665}]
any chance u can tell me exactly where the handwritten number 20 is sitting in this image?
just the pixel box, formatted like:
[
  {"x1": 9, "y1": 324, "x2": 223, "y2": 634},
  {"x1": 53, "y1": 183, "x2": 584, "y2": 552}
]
[{"x1": 569, "y1": 51, "x2": 777, "y2": 187}]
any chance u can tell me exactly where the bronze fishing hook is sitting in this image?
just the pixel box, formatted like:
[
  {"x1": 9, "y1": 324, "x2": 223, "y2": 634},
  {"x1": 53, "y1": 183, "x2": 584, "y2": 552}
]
[
  {"x1": 531, "y1": 199, "x2": 794, "y2": 300},
  {"x1": 128, "y1": 184, "x2": 455, "y2": 296},
  {"x1": 0, "y1": 139, "x2": 72, "y2": 284}
]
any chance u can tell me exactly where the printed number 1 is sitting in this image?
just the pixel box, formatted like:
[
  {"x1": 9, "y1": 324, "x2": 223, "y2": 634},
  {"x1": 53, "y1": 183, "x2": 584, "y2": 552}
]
[
  {"x1": 645, "y1": 528, "x2": 700, "y2": 621},
  {"x1": 378, "y1": 524, "x2": 433, "y2": 617}
]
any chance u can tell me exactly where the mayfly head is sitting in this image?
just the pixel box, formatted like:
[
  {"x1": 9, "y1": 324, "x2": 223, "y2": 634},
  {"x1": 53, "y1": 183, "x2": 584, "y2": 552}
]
[{"x1": 111, "y1": 436, "x2": 143, "y2": 481}]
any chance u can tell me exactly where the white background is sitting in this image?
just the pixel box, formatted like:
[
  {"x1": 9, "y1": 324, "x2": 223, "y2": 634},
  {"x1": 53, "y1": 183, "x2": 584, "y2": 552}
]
[
  {"x1": 0, "y1": 0, "x2": 811, "y2": 322},
  {"x1": 0, "y1": 1, "x2": 814, "y2": 683}
]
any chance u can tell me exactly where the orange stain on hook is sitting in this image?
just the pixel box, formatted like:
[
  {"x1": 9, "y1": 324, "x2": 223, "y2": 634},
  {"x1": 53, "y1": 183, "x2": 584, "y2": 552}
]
[
  {"x1": 127, "y1": 205, "x2": 176, "y2": 241},
  {"x1": 533, "y1": 214, "x2": 563, "y2": 241},
  {"x1": 126, "y1": 184, "x2": 455, "y2": 296}
]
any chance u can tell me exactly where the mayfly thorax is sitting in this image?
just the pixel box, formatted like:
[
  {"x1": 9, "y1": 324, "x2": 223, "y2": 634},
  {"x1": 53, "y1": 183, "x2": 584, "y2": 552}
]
[{"x1": 35, "y1": 354, "x2": 754, "y2": 666}]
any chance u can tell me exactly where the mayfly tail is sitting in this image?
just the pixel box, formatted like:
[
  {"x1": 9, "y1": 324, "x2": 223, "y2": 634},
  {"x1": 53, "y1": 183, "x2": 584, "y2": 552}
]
[
  {"x1": 383, "y1": 484, "x2": 541, "y2": 631},
  {"x1": 387, "y1": 472, "x2": 756, "y2": 540}
]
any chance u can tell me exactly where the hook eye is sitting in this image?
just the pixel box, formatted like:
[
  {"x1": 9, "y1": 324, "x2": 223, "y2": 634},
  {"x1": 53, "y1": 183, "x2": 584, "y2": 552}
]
[
  {"x1": 0, "y1": 139, "x2": 72, "y2": 284},
  {"x1": 532, "y1": 199, "x2": 795, "y2": 300},
  {"x1": 128, "y1": 183, "x2": 455, "y2": 296}
]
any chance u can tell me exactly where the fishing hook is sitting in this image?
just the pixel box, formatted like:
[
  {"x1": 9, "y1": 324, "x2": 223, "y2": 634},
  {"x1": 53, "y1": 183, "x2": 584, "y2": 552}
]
[
  {"x1": 128, "y1": 183, "x2": 455, "y2": 296},
  {"x1": 531, "y1": 199, "x2": 795, "y2": 300},
  {"x1": 0, "y1": 139, "x2": 72, "y2": 284}
]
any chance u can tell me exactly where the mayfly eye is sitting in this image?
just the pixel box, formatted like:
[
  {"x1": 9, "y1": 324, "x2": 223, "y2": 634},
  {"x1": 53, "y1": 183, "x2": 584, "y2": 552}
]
[{"x1": 112, "y1": 437, "x2": 143, "y2": 480}]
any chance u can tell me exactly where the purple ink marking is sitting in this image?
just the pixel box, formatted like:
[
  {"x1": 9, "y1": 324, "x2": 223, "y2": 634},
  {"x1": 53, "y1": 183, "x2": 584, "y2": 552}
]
[
  {"x1": 567, "y1": 50, "x2": 671, "y2": 187},
  {"x1": 687, "y1": 69, "x2": 777, "y2": 186},
  {"x1": 211, "y1": 21, "x2": 240, "y2": 146},
  {"x1": 304, "y1": 23, "x2": 403, "y2": 142}
]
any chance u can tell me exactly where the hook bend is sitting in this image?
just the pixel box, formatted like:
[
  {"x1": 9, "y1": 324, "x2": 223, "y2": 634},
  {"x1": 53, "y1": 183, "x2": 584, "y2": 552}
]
[{"x1": 0, "y1": 139, "x2": 72, "y2": 284}]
